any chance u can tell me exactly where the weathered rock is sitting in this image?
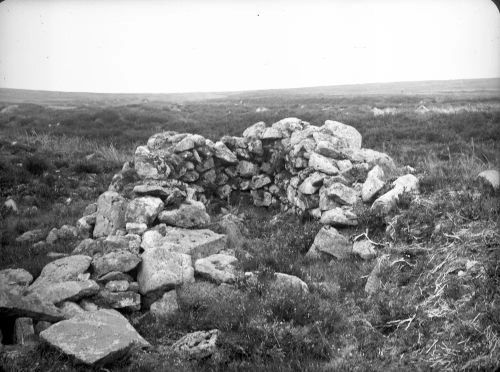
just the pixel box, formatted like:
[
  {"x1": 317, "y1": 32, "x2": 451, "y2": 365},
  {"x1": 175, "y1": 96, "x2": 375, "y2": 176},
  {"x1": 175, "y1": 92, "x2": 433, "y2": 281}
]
[
  {"x1": 76, "y1": 214, "x2": 96, "y2": 238},
  {"x1": 97, "y1": 271, "x2": 134, "y2": 284},
  {"x1": 150, "y1": 290, "x2": 178, "y2": 318},
  {"x1": 194, "y1": 254, "x2": 238, "y2": 283},
  {"x1": 14, "y1": 317, "x2": 36, "y2": 345},
  {"x1": 270, "y1": 273, "x2": 309, "y2": 293},
  {"x1": 362, "y1": 165, "x2": 385, "y2": 202},
  {"x1": 322, "y1": 120, "x2": 362, "y2": 149},
  {"x1": 29, "y1": 280, "x2": 99, "y2": 305},
  {"x1": 172, "y1": 329, "x2": 219, "y2": 360},
  {"x1": 320, "y1": 183, "x2": 358, "y2": 206},
  {"x1": 365, "y1": 256, "x2": 389, "y2": 295},
  {"x1": 308, "y1": 153, "x2": 339, "y2": 175},
  {"x1": 39, "y1": 309, "x2": 149, "y2": 366},
  {"x1": 93, "y1": 191, "x2": 127, "y2": 238},
  {"x1": 371, "y1": 174, "x2": 419, "y2": 215},
  {"x1": 242, "y1": 121, "x2": 266, "y2": 138},
  {"x1": 34, "y1": 320, "x2": 52, "y2": 334},
  {"x1": 92, "y1": 251, "x2": 141, "y2": 277},
  {"x1": 137, "y1": 249, "x2": 194, "y2": 295},
  {"x1": 134, "y1": 145, "x2": 170, "y2": 179},
  {"x1": 95, "y1": 290, "x2": 141, "y2": 311},
  {"x1": 213, "y1": 142, "x2": 238, "y2": 164},
  {"x1": 30, "y1": 255, "x2": 92, "y2": 289},
  {"x1": 0, "y1": 268, "x2": 33, "y2": 290},
  {"x1": 320, "y1": 207, "x2": 358, "y2": 227},
  {"x1": 477, "y1": 169, "x2": 499, "y2": 190},
  {"x1": 173, "y1": 134, "x2": 205, "y2": 152},
  {"x1": 298, "y1": 172, "x2": 325, "y2": 195},
  {"x1": 346, "y1": 148, "x2": 396, "y2": 176},
  {"x1": 15, "y1": 229, "x2": 44, "y2": 243},
  {"x1": 306, "y1": 226, "x2": 352, "y2": 260},
  {"x1": 105, "y1": 280, "x2": 130, "y2": 292},
  {"x1": 251, "y1": 190, "x2": 273, "y2": 207},
  {"x1": 237, "y1": 160, "x2": 259, "y2": 177},
  {"x1": 158, "y1": 200, "x2": 210, "y2": 228},
  {"x1": 126, "y1": 222, "x2": 148, "y2": 235},
  {"x1": 0, "y1": 290, "x2": 64, "y2": 322},
  {"x1": 125, "y1": 197, "x2": 164, "y2": 226},
  {"x1": 352, "y1": 240, "x2": 377, "y2": 260},
  {"x1": 250, "y1": 175, "x2": 271, "y2": 189},
  {"x1": 58, "y1": 301, "x2": 87, "y2": 319},
  {"x1": 141, "y1": 227, "x2": 226, "y2": 259}
]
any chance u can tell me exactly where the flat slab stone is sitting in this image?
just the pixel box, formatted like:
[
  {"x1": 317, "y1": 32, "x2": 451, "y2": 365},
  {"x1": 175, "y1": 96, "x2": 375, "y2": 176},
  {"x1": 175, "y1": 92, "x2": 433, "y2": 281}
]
[
  {"x1": 29, "y1": 280, "x2": 99, "y2": 305},
  {"x1": 0, "y1": 290, "x2": 64, "y2": 322},
  {"x1": 141, "y1": 227, "x2": 226, "y2": 260},
  {"x1": 30, "y1": 255, "x2": 92, "y2": 289},
  {"x1": 40, "y1": 309, "x2": 149, "y2": 366}
]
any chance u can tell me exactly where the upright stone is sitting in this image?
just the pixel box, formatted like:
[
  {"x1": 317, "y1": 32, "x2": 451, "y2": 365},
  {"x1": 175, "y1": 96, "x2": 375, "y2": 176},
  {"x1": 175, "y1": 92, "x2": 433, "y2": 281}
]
[{"x1": 93, "y1": 191, "x2": 127, "y2": 238}]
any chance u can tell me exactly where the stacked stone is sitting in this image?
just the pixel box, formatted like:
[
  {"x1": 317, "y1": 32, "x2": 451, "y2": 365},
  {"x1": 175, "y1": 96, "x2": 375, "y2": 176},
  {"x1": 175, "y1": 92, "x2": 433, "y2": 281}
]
[{"x1": 125, "y1": 117, "x2": 414, "y2": 228}]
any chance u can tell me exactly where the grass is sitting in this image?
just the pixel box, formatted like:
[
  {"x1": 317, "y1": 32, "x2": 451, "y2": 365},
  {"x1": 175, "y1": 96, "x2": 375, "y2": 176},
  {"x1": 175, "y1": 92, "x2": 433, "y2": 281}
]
[{"x1": 0, "y1": 92, "x2": 499, "y2": 371}]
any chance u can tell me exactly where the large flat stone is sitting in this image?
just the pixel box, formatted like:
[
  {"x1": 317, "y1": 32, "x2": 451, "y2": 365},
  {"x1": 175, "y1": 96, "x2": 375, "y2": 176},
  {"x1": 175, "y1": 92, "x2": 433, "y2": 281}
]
[
  {"x1": 30, "y1": 255, "x2": 92, "y2": 289},
  {"x1": 141, "y1": 227, "x2": 226, "y2": 260},
  {"x1": 137, "y1": 249, "x2": 194, "y2": 296},
  {"x1": 40, "y1": 309, "x2": 149, "y2": 366},
  {"x1": 29, "y1": 280, "x2": 99, "y2": 305},
  {"x1": 0, "y1": 289, "x2": 64, "y2": 322}
]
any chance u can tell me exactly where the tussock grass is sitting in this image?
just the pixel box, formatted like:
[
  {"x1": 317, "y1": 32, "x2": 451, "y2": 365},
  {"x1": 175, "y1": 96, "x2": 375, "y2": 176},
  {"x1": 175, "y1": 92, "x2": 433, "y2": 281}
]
[{"x1": 20, "y1": 131, "x2": 132, "y2": 165}]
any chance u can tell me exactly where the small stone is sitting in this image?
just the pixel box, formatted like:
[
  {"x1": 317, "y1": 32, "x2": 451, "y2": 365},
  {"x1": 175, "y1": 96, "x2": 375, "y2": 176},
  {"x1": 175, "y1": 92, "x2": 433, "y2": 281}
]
[
  {"x1": 92, "y1": 251, "x2": 141, "y2": 277},
  {"x1": 194, "y1": 254, "x2": 238, "y2": 283},
  {"x1": 16, "y1": 229, "x2": 44, "y2": 243},
  {"x1": 126, "y1": 222, "x2": 148, "y2": 235},
  {"x1": 352, "y1": 240, "x2": 377, "y2": 260},
  {"x1": 172, "y1": 329, "x2": 220, "y2": 360},
  {"x1": 307, "y1": 226, "x2": 352, "y2": 260},
  {"x1": 105, "y1": 280, "x2": 130, "y2": 292},
  {"x1": 250, "y1": 175, "x2": 271, "y2": 189},
  {"x1": 150, "y1": 290, "x2": 179, "y2": 318},
  {"x1": 477, "y1": 169, "x2": 500, "y2": 190},
  {"x1": 308, "y1": 153, "x2": 339, "y2": 175},
  {"x1": 125, "y1": 197, "x2": 164, "y2": 226},
  {"x1": 14, "y1": 317, "x2": 36, "y2": 345}
]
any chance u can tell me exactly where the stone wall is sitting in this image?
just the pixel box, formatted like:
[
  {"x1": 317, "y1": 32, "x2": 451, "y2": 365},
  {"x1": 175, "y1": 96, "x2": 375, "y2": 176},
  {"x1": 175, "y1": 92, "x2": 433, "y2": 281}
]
[{"x1": 105, "y1": 117, "x2": 407, "y2": 229}]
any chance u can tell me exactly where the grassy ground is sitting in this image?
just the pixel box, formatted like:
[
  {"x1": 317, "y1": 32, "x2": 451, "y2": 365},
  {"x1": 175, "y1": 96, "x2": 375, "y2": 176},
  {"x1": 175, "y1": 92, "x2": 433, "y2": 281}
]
[{"x1": 0, "y1": 92, "x2": 499, "y2": 371}]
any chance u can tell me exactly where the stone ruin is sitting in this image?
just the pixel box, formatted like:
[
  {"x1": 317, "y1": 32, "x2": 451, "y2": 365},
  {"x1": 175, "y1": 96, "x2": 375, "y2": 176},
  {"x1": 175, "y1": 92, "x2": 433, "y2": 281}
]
[{"x1": 1, "y1": 117, "x2": 423, "y2": 365}]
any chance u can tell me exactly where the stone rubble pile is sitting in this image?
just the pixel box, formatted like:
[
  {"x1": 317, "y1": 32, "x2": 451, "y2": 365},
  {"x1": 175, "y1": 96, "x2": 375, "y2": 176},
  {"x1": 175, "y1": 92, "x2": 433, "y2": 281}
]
[{"x1": 1, "y1": 117, "x2": 425, "y2": 365}]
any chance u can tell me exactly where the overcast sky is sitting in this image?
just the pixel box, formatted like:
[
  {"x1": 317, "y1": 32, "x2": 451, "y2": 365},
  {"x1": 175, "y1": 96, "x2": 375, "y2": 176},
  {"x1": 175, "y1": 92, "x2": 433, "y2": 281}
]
[{"x1": 0, "y1": 0, "x2": 499, "y2": 93}]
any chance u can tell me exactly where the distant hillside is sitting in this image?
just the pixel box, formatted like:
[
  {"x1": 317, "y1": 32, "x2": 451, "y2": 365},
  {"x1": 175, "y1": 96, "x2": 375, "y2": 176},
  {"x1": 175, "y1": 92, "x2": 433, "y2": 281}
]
[{"x1": 0, "y1": 78, "x2": 498, "y2": 105}]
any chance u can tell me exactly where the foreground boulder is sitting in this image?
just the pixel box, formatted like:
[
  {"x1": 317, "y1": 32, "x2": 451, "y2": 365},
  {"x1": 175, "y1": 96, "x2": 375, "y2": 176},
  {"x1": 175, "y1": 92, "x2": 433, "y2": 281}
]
[
  {"x1": 306, "y1": 226, "x2": 352, "y2": 259},
  {"x1": 40, "y1": 309, "x2": 149, "y2": 366}
]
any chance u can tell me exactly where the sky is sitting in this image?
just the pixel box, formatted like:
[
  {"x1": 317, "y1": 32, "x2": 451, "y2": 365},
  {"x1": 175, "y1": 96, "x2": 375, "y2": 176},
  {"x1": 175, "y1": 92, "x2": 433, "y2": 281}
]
[{"x1": 0, "y1": 0, "x2": 499, "y2": 93}]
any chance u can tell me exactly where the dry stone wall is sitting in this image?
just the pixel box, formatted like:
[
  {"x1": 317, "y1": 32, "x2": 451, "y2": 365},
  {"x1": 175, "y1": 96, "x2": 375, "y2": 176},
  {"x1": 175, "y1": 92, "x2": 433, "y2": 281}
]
[{"x1": 106, "y1": 117, "x2": 404, "y2": 229}]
